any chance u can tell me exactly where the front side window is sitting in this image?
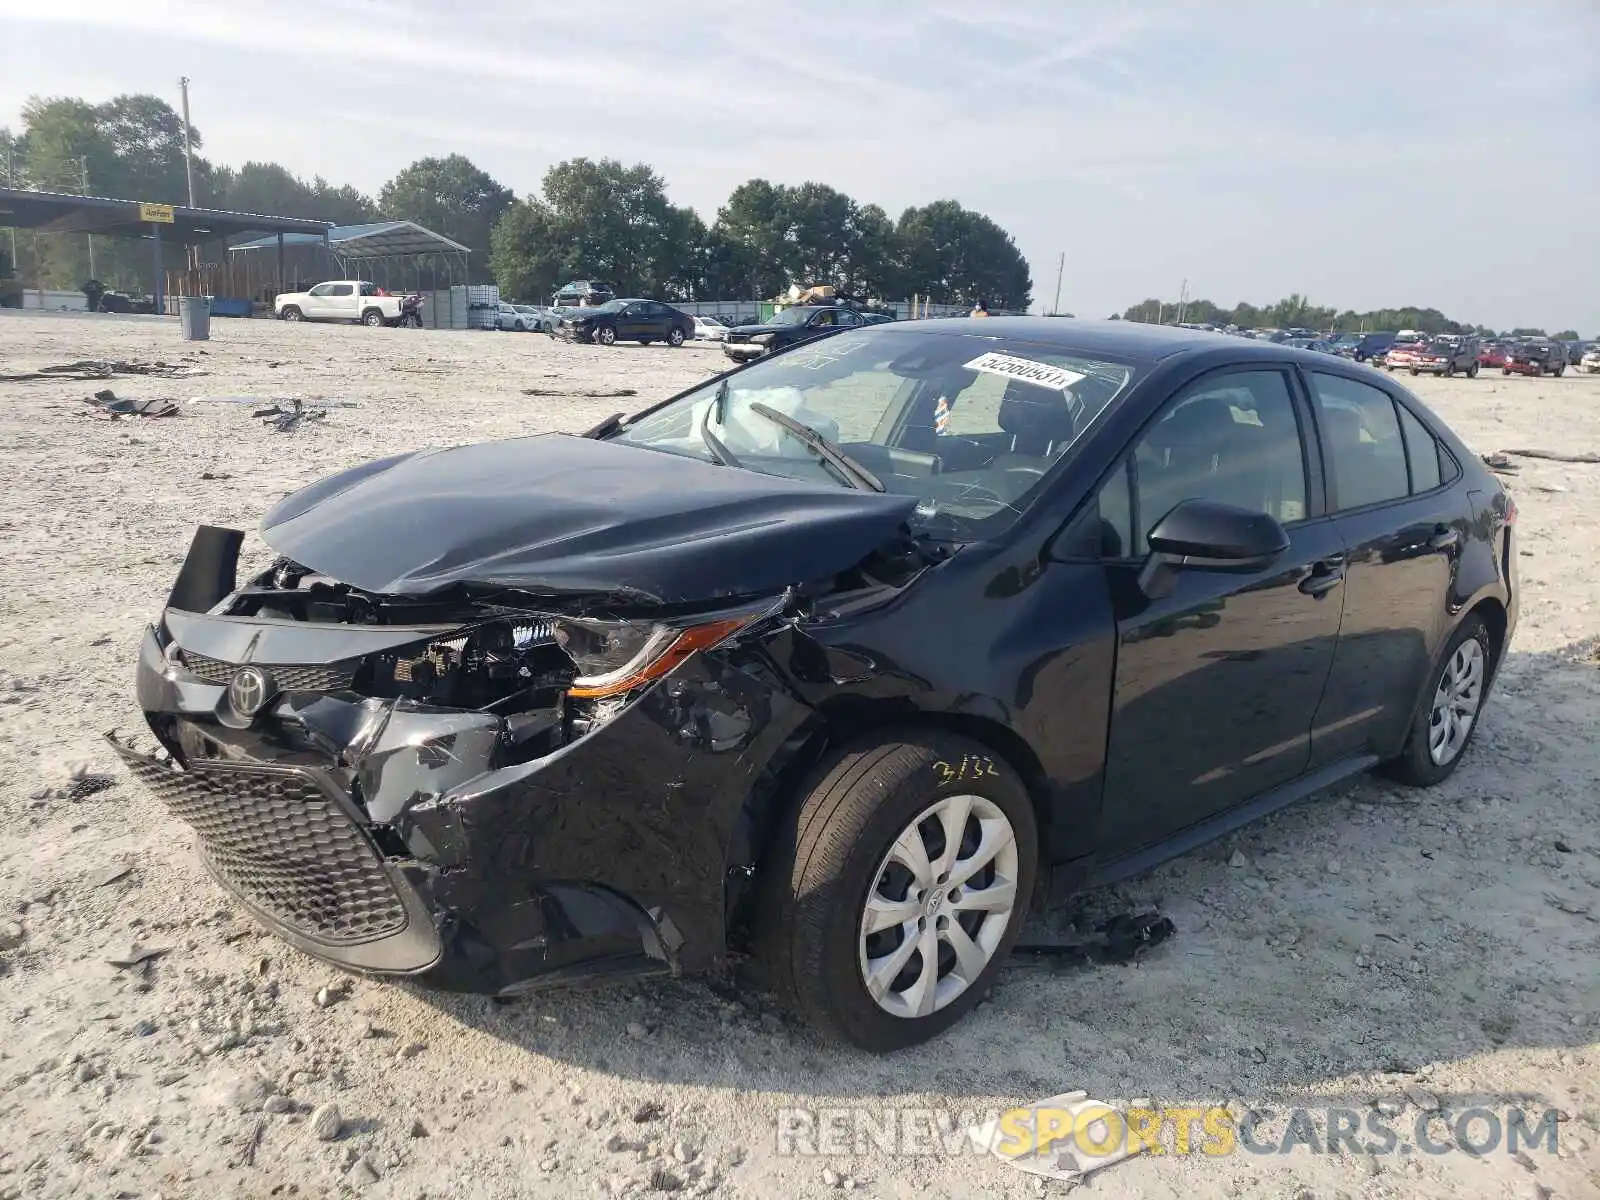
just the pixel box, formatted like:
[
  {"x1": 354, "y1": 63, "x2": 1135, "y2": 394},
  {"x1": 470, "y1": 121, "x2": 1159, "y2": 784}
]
[
  {"x1": 1309, "y1": 373, "x2": 1408, "y2": 510},
  {"x1": 308, "y1": 283, "x2": 333, "y2": 297},
  {"x1": 1129, "y1": 370, "x2": 1308, "y2": 555},
  {"x1": 610, "y1": 328, "x2": 1139, "y2": 538},
  {"x1": 328, "y1": 284, "x2": 354, "y2": 297}
]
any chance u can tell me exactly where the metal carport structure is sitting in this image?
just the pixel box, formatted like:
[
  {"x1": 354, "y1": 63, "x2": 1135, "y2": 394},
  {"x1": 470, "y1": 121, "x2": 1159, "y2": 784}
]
[
  {"x1": 0, "y1": 187, "x2": 332, "y2": 313},
  {"x1": 228, "y1": 221, "x2": 471, "y2": 298}
]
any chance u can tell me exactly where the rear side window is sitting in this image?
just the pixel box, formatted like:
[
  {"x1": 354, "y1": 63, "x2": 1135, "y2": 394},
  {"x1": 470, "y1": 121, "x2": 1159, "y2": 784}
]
[
  {"x1": 1308, "y1": 374, "x2": 1408, "y2": 510},
  {"x1": 1396, "y1": 403, "x2": 1442, "y2": 493}
]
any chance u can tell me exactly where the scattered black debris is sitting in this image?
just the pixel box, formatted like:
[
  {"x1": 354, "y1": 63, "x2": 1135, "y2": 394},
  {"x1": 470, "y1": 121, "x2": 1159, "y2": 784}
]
[
  {"x1": 1554, "y1": 838, "x2": 1573, "y2": 853},
  {"x1": 255, "y1": 398, "x2": 329, "y2": 432},
  {"x1": 522, "y1": 387, "x2": 638, "y2": 398},
  {"x1": 189, "y1": 395, "x2": 360, "y2": 408},
  {"x1": 632, "y1": 1101, "x2": 666, "y2": 1123},
  {"x1": 1496, "y1": 448, "x2": 1600, "y2": 465},
  {"x1": 0, "y1": 358, "x2": 205, "y2": 383},
  {"x1": 82, "y1": 390, "x2": 179, "y2": 419},
  {"x1": 65, "y1": 774, "x2": 117, "y2": 801},
  {"x1": 106, "y1": 941, "x2": 170, "y2": 968},
  {"x1": 1481, "y1": 452, "x2": 1519, "y2": 473},
  {"x1": 200, "y1": 470, "x2": 233, "y2": 481},
  {"x1": 1011, "y1": 910, "x2": 1176, "y2": 966}
]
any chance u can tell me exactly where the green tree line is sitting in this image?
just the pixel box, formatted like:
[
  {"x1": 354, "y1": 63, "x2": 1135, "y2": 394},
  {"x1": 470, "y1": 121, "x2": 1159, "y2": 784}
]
[
  {"x1": 2, "y1": 93, "x2": 1032, "y2": 308},
  {"x1": 1120, "y1": 293, "x2": 1587, "y2": 340}
]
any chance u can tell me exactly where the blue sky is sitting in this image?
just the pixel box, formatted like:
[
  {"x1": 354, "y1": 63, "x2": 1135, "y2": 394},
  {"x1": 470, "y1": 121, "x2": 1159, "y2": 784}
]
[{"x1": 3, "y1": 0, "x2": 1596, "y2": 332}]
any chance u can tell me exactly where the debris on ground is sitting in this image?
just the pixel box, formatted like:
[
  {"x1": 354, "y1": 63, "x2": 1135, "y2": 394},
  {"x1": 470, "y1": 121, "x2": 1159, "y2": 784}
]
[
  {"x1": 105, "y1": 941, "x2": 170, "y2": 968},
  {"x1": 967, "y1": 1090, "x2": 1145, "y2": 1184},
  {"x1": 81, "y1": 390, "x2": 179, "y2": 419},
  {"x1": 521, "y1": 386, "x2": 638, "y2": 398},
  {"x1": 0, "y1": 359, "x2": 205, "y2": 382},
  {"x1": 1010, "y1": 911, "x2": 1177, "y2": 967},
  {"x1": 88, "y1": 862, "x2": 133, "y2": 888},
  {"x1": 1482, "y1": 452, "x2": 1520, "y2": 473},
  {"x1": 254, "y1": 398, "x2": 328, "y2": 432},
  {"x1": 65, "y1": 773, "x2": 117, "y2": 800},
  {"x1": 188, "y1": 395, "x2": 360, "y2": 408},
  {"x1": 1498, "y1": 447, "x2": 1600, "y2": 464}
]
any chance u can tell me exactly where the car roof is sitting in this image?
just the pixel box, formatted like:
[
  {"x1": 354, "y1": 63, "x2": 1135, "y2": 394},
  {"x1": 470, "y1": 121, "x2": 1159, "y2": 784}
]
[{"x1": 884, "y1": 317, "x2": 1312, "y2": 362}]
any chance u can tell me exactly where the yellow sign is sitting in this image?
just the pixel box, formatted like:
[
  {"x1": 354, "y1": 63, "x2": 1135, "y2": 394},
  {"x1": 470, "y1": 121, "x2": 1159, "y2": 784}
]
[{"x1": 139, "y1": 202, "x2": 175, "y2": 224}]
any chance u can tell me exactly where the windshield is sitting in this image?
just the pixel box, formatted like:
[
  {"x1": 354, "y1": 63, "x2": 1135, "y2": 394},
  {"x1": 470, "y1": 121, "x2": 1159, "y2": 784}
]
[
  {"x1": 590, "y1": 299, "x2": 628, "y2": 314},
  {"x1": 609, "y1": 327, "x2": 1139, "y2": 538},
  {"x1": 767, "y1": 308, "x2": 812, "y2": 326}
]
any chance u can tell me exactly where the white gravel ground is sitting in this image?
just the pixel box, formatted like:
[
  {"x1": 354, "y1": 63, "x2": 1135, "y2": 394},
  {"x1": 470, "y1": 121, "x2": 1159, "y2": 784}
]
[{"x1": 0, "y1": 312, "x2": 1595, "y2": 1200}]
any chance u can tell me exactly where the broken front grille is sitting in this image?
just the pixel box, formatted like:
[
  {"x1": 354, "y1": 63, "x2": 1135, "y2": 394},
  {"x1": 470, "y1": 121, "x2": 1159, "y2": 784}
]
[
  {"x1": 111, "y1": 743, "x2": 407, "y2": 944},
  {"x1": 178, "y1": 650, "x2": 355, "y2": 692}
]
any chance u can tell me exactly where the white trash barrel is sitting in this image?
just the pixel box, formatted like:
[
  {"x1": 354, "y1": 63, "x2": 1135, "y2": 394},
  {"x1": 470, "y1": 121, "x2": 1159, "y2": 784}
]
[{"x1": 179, "y1": 295, "x2": 212, "y2": 341}]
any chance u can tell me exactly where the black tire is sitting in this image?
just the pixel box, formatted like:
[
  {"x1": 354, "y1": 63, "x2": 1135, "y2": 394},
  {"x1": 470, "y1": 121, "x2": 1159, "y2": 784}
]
[
  {"x1": 1382, "y1": 614, "x2": 1494, "y2": 787},
  {"x1": 1554, "y1": 363, "x2": 1565, "y2": 377},
  {"x1": 1443, "y1": 363, "x2": 1454, "y2": 377},
  {"x1": 1468, "y1": 362, "x2": 1479, "y2": 378},
  {"x1": 596, "y1": 325, "x2": 617, "y2": 346},
  {"x1": 668, "y1": 326, "x2": 686, "y2": 347},
  {"x1": 755, "y1": 730, "x2": 1038, "y2": 1052},
  {"x1": 361, "y1": 308, "x2": 384, "y2": 327},
  {"x1": 280, "y1": 306, "x2": 302, "y2": 322},
  {"x1": 1410, "y1": 367, "x2": 1420, "y2": 376},
  {"x1": 1503, "y1": 366, "x2": 1512, "y2": 375}
]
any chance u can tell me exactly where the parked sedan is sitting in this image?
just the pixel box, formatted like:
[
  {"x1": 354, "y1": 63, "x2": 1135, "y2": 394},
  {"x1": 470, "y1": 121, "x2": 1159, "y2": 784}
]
[
  {"x1": 1408, "y1": 337, "x2": 1480, "y2": 377},
  {"x1": 1478, "y1": 341, "x2": 1511, "y2": 370},
  {"x1": 722, "y1": 304, "x2": 869, "y2": 362},
  {"x1": 693, "y1": 315, "x2": 729, "y2": 342},
  {"x1": 108, "y1": 321, "x2": 1515, "y2": 1051},
  {"x1": 1581, "y1": 346, "x2": 1600, "y2": 374},
  {"x1": 558, "y1": 299, "x2": 695, "y2": 347},
  {"x1": 1503, "y1": 340, "x2": 1566, "y2": 376}
]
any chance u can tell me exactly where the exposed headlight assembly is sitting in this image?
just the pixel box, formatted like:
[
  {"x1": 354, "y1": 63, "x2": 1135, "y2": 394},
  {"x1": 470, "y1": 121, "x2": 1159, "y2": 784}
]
[{"x1": 552, "y1": 601, "x2": 780, "y2": 699}]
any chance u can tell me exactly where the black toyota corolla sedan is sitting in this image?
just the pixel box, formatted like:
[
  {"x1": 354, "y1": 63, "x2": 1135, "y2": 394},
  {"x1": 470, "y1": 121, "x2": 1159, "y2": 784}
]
[{"x1": 111, "y1": 320, "x2": 1516, "y2": 1051}]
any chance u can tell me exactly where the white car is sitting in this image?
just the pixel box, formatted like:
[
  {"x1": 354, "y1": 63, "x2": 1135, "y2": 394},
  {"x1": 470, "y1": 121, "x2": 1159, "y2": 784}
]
[
  {"x1": 693, "y1": 316, "x2": 729, "y2": 342},
  {"x1": 1581, "y1": 347, "x2": 1600, "y2": 374},
  {"x1": 275, "y1": 281, "x2": 407, "y2": 326},
  {"x1": 497, "y1": 303, "x2": 540, "y2": 332}
]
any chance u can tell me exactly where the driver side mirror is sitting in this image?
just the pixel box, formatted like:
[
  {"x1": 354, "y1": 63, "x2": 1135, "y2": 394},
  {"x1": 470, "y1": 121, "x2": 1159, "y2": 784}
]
[{"x1": 1136, "y1": 499, "x2": 1289, "y2": 600}]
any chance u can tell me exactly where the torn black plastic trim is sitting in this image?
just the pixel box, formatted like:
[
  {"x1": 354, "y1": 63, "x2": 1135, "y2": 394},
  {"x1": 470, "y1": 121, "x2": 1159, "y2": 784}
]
[{"x1": 166, "y1": 525, "x2": 243, "y2": 614}]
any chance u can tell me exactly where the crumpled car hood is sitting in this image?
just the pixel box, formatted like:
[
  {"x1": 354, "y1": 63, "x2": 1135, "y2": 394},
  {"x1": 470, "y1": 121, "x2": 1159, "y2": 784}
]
[{"x1": 260, "y1": 433, "x2": 919, "y2": 603}]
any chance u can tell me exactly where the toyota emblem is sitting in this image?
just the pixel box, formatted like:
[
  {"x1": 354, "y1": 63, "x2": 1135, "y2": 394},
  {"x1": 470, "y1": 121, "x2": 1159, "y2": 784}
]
[{"x1": 227, "y1": 666, "x2": 274, "y2": 717}]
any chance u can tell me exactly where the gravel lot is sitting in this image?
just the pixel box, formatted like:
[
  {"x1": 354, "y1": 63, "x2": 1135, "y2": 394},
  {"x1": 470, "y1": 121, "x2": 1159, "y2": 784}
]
[{"x1": 0, "y1": 311, "x2": 1595, "y2": 1200}]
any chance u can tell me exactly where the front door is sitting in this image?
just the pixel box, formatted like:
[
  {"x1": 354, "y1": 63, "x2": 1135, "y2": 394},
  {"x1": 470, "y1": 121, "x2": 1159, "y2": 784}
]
[{"x1": 1097, "y1": 367, "x2": 1347, "y2": 856}]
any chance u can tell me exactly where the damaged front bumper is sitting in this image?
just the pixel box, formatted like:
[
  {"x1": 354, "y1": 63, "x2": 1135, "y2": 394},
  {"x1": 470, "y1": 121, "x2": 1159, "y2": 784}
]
[{"x1": 112, "y1": 586, "x2": 814, "y2": 996}]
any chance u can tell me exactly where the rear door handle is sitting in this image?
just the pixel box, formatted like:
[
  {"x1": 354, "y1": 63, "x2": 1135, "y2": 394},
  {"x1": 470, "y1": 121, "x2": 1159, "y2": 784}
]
[
  {"x1": 1429, "y1": 525, "x2": 1461, "y2": 551},
  {"x1": 1299, "y1": 557, "x2": 1345, "y2": 597}
]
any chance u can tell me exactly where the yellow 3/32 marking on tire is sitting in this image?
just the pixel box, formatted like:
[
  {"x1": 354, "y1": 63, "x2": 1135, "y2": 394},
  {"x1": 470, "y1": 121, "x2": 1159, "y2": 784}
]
[{"x1": 933, "y1": 756, "x2": 1001, "y2": 785}]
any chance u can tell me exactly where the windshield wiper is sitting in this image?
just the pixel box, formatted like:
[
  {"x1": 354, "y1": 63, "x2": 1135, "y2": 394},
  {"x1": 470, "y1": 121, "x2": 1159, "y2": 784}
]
[
  {"x1": 747, "y1": 401, "x2": 885, "y2": 492},
  {"x1": 696, "y1": 379, "x2": 744, "y2": 468}
]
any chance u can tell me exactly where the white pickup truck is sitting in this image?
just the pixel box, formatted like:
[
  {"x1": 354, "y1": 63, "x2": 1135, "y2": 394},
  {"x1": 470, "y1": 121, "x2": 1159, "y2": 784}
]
[{"x1": 275, "y1": 281, "x2": 407, "y2": 326}]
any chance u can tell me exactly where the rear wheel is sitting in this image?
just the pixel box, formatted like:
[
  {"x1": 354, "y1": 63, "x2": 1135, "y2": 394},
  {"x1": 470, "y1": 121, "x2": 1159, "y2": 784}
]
[
  {"x1": 1382, "y1": 614, "x2": 1493, "y2": 787},
  {"x1": 280, "y1": 306, "x2": 303, "y2": 322},
  {"x1": 1410, "y1": 367, "x2": 1420, "y2": 376},
  {"x1": 755, "y1": 731, "x2": 1037, "y2": 1051},
  {"x1": 1503, "y1": 366, "x2": 1512, "y2": 375},
  {"x1": 1554, "y1": 362, "x2": 1565, "y2": 377},
  {"x1": 1467, "y1": 362, "x2": 1479, "y2": 378},
  {"x1": 362, "y1": 308, "x2": 384, "y2": 327}
]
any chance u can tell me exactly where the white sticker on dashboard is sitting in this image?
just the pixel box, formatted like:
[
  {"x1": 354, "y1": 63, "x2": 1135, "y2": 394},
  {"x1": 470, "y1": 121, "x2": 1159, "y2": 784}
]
[{"x1": 963, "y1": 352, "x2": 1086, "y2": 392}]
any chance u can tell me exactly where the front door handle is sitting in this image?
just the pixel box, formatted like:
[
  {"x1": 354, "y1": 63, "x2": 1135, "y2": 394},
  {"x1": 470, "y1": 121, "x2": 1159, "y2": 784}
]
[
  {"x1": 1299, "y1": 557, "x2": 1346, "y2": 597},
  {"x1": 1428, "y1": 525, "x2": 1461, "y2": 551}
]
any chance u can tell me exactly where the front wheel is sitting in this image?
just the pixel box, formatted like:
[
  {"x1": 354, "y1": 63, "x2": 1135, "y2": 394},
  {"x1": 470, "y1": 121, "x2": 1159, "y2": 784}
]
[
  {"x1": 667, "y1": 326, "x2": 686, "y2": 347},
  {"x1": 1503, "y1": 367, "x2": 1512, "y2": 375},
  {"x1": 280, "y1": 306, "x2": 303, "y2": 322},
  {"x1": 596, "y1": 325, "x2": 617, "y2": 346},
  {"x1": 1410, "y1": 367, "x2": 1420, "y2": 376},
  {"x1": 1554, "y1": 363, "x2": 1565, "y2": 377},
  {"x1": 755, "y1": 731, "x2": 1038, "y2": 1051},
  {"x1": 1383, "y1": 614, "x2": 1494, "y2": 786},
  {"x1": 1467, "y1": 362, "x2": 1479, "y2": 378}
]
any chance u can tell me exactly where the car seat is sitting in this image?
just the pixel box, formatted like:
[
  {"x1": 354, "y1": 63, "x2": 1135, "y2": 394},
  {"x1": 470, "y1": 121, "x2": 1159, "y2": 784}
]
[{"x1": 988, "y1": 381, "x2": 1078, "y2": 477}]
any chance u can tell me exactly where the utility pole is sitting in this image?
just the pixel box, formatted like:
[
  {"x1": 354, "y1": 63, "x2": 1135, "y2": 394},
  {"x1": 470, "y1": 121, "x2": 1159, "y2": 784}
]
[
  {"x1": 1052, "y1": 251, "x2": 1064, "y2": 316},
  {"x1": 5, "y1": 143, "x2": 16, "y2": 274},
  {"x1": 81, "y1": 156, "x2": 95, "y2": 277},
  {"x1": 179, "y1": 76, "x2": 197, "y2": 272},
  {"x1": 1177, "y1": 278, "x2": 1188, "y2": 325}
]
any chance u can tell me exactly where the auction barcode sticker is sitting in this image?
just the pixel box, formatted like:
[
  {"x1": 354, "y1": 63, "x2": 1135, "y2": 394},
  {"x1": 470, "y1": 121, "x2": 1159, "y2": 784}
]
[{"x1": 964, "y1": 352, "x2": 1086, "y2": 392}]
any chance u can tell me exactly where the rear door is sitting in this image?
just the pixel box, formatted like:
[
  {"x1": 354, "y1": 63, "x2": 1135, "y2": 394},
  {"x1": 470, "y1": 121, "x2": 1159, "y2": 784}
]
[
  {"x1": 1095, "y1": 366, "x2": 1347, "y2": 855},
  {"x1": 1302, "y1": 370, "x2": 1466, "y2": 765}
]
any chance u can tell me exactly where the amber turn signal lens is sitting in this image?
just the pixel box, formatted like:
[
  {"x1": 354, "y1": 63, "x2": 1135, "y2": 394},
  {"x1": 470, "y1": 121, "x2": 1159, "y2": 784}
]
[{"x1": 566, "y1": 616, "x2": 753, "y2": 699}]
